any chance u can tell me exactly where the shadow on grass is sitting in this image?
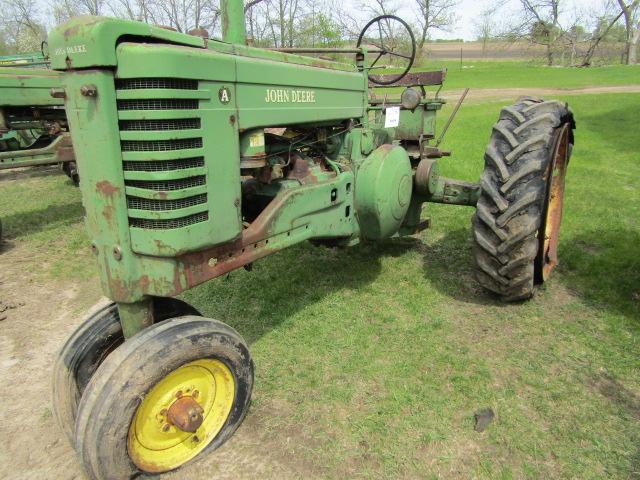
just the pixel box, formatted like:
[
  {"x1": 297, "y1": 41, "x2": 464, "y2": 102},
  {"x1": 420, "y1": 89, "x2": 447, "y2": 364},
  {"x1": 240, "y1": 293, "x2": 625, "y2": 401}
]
[
  {"x1": 181, "y1": 240, "x2": 416, "y2": 344},
  {"x1": 0, "y1": 164, "x2": 66, "y2": 182},
  {"x1": 559, "y1": 228, "x2": 640, "y2": 326},
  {"x1": 0, "y1": 201, "x2": 84, "y2": 240},
  {"x1": 579, "y1": 104, "x2": 640, "y2": 153},
  {"x1": 419, "y1": 227, "x2": 503, "y2": 307},
  {"x1": 589, "y1": 371, "x2": 640, "y2": 476}
]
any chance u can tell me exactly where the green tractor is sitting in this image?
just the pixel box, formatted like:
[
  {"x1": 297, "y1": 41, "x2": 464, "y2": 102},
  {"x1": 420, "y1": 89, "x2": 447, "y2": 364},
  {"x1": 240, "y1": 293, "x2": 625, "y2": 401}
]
[
  {"x1": 0, "y1": 55, "x2": 77, "y2": 244},
  {"x1": 0, "y1": 64, "x2": 76, "y2": 182},
  {"x1": 48, "y1": 2, "x2": 574, "y2": 478}
]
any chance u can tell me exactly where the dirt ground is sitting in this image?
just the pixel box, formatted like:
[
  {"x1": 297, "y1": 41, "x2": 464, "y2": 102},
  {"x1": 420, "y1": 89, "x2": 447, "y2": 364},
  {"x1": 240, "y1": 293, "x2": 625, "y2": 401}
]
[{"x1": 442, "y1": 85, "x2": 640, "y2": 104}]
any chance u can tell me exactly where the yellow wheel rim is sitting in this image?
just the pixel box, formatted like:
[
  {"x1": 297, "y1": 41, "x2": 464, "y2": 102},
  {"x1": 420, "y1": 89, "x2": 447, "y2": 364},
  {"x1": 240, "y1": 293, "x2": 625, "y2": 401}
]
[{"x1": 128, "y1": 358, "x2": 235, "y2": 473}]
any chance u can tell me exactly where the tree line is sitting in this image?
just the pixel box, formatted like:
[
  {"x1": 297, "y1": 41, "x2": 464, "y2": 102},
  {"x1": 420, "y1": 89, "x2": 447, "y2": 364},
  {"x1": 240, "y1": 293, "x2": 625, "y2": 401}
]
[{"x1": 0, "y1": 0, "x2": 638, "y2": 66}]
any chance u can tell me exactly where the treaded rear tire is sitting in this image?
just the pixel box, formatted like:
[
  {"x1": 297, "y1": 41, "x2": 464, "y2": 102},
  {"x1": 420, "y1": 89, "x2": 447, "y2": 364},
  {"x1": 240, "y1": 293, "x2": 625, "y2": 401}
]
[{"x1": 472, "y1": 98, "x2": 575, "y2": 302}]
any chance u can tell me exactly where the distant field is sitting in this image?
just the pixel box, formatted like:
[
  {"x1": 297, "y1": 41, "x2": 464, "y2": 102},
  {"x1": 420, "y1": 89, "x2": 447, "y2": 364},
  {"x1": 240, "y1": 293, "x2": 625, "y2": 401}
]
[
  {"x1": 408, "y1": 60, "x2": 640, "y2": 90},
  {"x1": 422, "y1": 40, "x2": 625, "y2": 64}
]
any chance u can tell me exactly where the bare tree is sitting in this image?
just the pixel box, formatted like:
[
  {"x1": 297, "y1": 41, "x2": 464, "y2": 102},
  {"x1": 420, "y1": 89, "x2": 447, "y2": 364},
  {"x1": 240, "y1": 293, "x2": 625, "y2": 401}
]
[
  {"x1": 580, "y1": 1, "x2": 625, "y2": 66},
  {"x1": 518, "y1": 0, "x2": 564, "y2": 66},
  {"x1": 617, "y1": 0, "x2": 639, "y2": 63},
  {"x1": 413, "y1": 0, "x2": 457, "y2": 52},
  {"x1": 473, "y1": 6, "x2": 497, "y2": 58},
  {"x1": 152, "y1": 0, "x2": 220, "y2": 33},
  {"x1": 0, "y1": 0, "x2": 47, "y2": 52}
]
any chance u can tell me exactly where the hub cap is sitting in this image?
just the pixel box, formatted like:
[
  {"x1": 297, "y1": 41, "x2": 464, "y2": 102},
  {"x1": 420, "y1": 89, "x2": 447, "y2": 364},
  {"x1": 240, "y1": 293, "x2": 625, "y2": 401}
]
[{"x1": 128, "y1": 358, "x2": 235, "y2": 473}]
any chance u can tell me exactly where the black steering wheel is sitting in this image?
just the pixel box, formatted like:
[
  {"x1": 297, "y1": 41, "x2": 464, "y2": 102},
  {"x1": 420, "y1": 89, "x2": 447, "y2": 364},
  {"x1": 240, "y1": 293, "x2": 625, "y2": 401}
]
[
  {"x1": 357, "y1": 15, "x2": 416, "y2": 85},
  {"x1": 41, "y1": 41, "x2": 49, "y2": 60}
]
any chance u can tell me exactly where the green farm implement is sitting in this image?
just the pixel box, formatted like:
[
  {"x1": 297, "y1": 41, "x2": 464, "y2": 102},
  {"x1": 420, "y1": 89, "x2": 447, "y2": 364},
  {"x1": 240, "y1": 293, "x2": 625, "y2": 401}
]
[
  {"x1": 48, "y1": 2, "x2": 574, "y2": 477},
  {"x1": 0, "y1": 57, "x2": 78, "y2": 244},
  {"x1": 0, "y1": 65, "x2": 76, "y2": 181}
]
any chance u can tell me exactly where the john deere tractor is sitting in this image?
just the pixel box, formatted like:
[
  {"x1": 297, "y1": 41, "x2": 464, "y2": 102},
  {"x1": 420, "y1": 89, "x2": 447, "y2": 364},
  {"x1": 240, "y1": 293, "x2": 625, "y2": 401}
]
[{"x1": 48, "y1": 2, "x2": 574, "y2": 477}]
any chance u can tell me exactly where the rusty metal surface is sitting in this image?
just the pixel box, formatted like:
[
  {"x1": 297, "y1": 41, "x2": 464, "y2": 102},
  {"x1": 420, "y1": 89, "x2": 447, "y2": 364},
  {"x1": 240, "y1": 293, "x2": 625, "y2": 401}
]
[
  {"x1": 436, "y1": 87, "x2": 468, "y2": 147},
  {"x1": 538, "y1": 123, "x2": 570, "y2": 282},
  {"x1": 167, "y1": 396, "x2": 205, "y2": 433},
  {"x1": 368, "y1": 70, "x2": 446, "y2": 88},
  {"x1": 414, "y1": 158, "x2": 437, "y2": 196}
]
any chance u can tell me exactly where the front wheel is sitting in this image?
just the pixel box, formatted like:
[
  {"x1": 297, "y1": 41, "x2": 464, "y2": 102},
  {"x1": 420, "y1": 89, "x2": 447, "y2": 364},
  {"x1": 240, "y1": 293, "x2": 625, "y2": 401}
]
[
  {"x1": 52, "y1": 297, "x2": 200, "y2": 444},
  {"x1": 472, "y1": 98, "x2": 575, "y2": 301},
  {"x1": 74, "y1": 316, "x2": 254, "y2": 479}
]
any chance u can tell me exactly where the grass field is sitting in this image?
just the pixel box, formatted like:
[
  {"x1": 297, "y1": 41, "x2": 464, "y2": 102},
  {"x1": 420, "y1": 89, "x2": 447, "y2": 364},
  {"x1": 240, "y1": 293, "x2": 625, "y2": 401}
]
[
  {"x1": 401, "y1": 60, "x2": 640, "y2": 90},
  {"x1": 0, "y1": 63, "x2": 638, "y2": 479}
]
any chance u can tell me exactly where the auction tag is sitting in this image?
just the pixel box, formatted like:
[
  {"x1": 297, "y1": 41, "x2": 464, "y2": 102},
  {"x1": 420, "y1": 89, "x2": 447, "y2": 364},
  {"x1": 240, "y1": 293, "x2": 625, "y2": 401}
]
[{"x1": 384, "y1": 106, "x2": 400, "y2": 128}]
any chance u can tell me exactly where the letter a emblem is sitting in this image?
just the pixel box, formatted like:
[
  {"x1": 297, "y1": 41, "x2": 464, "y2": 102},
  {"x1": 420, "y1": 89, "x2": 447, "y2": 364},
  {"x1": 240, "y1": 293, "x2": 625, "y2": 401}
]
[{"x1": 218, "y1": 87, "x2": 231, "y2": 104}]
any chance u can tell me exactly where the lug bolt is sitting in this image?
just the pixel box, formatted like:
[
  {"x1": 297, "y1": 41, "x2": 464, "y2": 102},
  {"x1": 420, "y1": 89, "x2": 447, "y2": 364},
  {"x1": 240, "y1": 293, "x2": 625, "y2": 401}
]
[
  {"x1": 176, "y1": 390, "x2": 183, "y2": 398},
  {"x1": 80, "y1": 84, "x2": 98, "y2": 97},
  {"x1": 162, "y1": 424, "x2": 170, "y2": 432},
  {"x1": 192, "y1": 390, "x2": 199, "y2": 399},
  {"x1": 160, "y1": 409, "x2": 167, "y2": 416}
]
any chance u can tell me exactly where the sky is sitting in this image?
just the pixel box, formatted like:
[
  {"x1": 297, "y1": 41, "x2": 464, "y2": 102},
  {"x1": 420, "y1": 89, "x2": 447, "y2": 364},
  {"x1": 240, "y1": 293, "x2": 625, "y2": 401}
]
[{"x1": 384, "y1": 0, "x2": 606, "y2": 41}]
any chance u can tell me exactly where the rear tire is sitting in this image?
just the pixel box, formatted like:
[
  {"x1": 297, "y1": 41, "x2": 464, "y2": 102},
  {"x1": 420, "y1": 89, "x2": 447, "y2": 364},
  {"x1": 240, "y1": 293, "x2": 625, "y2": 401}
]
[
  {"x1": 73, "y1": 316, "x2": 254, "y2": 479},
  {"x1": 52, "y1": 297, "x2": 200, "y2": 444},
  {"x1": 472, "y1": 98, "x2": 575, "y2": 301}
]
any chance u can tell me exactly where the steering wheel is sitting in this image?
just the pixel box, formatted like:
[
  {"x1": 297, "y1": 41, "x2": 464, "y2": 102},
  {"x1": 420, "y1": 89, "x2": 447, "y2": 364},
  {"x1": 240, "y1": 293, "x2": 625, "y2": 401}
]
[
  {"x1": 356, "y1": 15, "x2": 416, "y2": 85},
  {"x1": 41, "y1": 41, "x2": 49, "y2": 60}
]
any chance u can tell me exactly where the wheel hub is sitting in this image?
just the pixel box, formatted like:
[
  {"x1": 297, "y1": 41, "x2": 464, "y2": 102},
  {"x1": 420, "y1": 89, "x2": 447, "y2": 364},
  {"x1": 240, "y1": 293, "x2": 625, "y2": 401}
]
[
  {"x1": 167, "y1": 395, "x2": 204, "y2": 433},
  {"x1": 128, "y1": 358, "x2": 235, "y2": 473}
]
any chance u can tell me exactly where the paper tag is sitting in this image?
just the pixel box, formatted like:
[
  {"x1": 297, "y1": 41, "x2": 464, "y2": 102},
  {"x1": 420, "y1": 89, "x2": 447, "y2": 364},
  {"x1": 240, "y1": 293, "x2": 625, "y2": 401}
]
[
  {"x1": 249, "y1": 132, "x2": 265, "y2": 147},
  {"x1": 384, "y1": 106, "x2": 400, "y2": 128}
]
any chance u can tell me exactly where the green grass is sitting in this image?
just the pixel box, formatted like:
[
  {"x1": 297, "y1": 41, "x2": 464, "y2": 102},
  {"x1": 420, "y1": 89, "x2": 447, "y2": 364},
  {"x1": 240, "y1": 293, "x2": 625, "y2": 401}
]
[
  {"x1": 1, "y1": 87, "x2": 639, "y2": 477},
  {"x1": 0, "y1": 167, "x2": 94, "y2": 280},
  {"x1": 413, "y1": 60, "x2": 640, "y2": 90},
  {"x1": 179, "y1": 92, "x2": 640, "y2": 478}
]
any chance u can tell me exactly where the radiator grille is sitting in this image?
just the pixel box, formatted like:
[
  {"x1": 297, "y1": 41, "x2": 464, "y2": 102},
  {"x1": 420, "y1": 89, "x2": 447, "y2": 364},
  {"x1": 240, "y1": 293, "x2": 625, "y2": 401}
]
[
  {"x1": 117, "y1": 99, "x2": 198, "y2": 111},
  {"x1": 120, "y1": 118, "x2": 201, "y2": 131},
  {"x1": 123, "y1": 157, "x2": 205, "y2": 172},
  {"x1": 127, "y1": 194, "x2": 207, "y2": 211},
  {"x1": 129, "y1": 212, "x2": 209, "y2": 229},
  {"x1": 125, "y1": 176, "x2": 206, "y2": 191},
  {"x1": 121, "y1": 138, "x2": 203, "y2": 152},
  {"x1": 116, "y1": 78, "x2": 198, "y2": 90},
  {"x1": 116, "y1": 77, "x2": 208, "y2": 231}
]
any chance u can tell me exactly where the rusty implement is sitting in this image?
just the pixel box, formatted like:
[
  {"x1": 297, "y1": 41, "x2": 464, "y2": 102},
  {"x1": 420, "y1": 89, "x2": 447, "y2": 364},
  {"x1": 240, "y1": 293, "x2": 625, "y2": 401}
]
[{"x1": 0, "y1": 133, "x2": 74, "y2": 169}]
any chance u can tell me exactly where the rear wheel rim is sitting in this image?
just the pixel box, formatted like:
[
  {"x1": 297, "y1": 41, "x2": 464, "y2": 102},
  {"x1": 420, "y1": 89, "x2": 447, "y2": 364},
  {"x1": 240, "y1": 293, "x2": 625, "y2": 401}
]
[
  {"x1": 537, "y1": 123, "x2": 570, "y2": 282},
  {"x1": 128, "y1": 358, "x2": 235, "y2": 473}
]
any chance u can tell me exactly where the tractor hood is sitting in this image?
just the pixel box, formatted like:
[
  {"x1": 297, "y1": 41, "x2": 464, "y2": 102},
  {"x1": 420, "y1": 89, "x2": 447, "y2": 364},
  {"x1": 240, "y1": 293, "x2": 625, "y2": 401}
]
[{"x1": 48, "y1": 16, "x2": 205, "y2": 70}]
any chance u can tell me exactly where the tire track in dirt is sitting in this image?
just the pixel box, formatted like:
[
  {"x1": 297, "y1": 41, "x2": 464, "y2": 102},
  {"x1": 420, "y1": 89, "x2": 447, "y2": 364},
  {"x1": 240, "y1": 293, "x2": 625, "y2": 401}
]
[{"x1": 442, "y1": 85, "x2": 640, "y2": 104}]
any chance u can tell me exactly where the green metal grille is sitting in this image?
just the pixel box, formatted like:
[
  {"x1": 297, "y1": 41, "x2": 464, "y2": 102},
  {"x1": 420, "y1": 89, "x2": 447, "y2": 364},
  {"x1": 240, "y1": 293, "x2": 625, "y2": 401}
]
[
  {"x1": 116, "y1": 77, "x2": 208, "y2": 230},
  {"x1": 129, "y1": 212, "x2": 209, "y2": 229},
  {"x1": 123, "y1": 157, "x2": 205, "y2": 172},
  {"x1": 119, "y1": 118, "x2": 201, "y2": 131},
  {"x1": 115, "y1": 78, "x2": 198, "y2": 90},
  {"x1": 121, "y1": 138, "x2": 203, "y2": 152},
  {"x1": 127, "y1": 193, "x2": 207, "y2": 211},
  {"x1": 117, "y1": 99, "x2": 198, "y2": 111}
]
